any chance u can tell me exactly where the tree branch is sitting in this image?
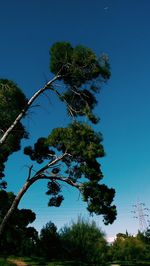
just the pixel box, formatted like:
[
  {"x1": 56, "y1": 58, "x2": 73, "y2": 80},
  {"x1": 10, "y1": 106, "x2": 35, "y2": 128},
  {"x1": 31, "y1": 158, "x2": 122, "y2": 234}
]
[
  {"x1": 34, "y1": 152, "x2": 68, "y2": 177},
  {"x1": 41, "y1": 174, "x2": 82, "y2": 190},
  {"x1": 50, "y1": 86, "x2": 81, "y2": 117},
  {"x1": 0, "y1": 158, "x2": 81, "y2": 238},
  {"x1": 0, "y1": 74, "x2": 60, "y2": 146}
]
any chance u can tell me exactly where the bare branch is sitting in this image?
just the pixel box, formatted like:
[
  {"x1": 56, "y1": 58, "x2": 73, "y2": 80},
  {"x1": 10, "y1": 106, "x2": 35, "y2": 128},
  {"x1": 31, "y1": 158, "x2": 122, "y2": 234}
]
[
  {"x1": 0, "y1": 129, "x2": 4, "y2": 134},
  {"x1": 50, "y1": 86, "x2": 81, "y2": 117}
]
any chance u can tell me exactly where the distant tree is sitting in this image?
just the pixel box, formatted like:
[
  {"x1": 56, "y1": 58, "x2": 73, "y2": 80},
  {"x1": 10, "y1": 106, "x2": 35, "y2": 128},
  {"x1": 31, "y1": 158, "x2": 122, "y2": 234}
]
[
  {"x1": 136, "y1": 229, "x2": 150, "y2": 260},
  {"x1": 0, "y1": 42, "x2": 116, "y2": 238},
  {"x1": 0, "y1": 190, "x2": 38, "y2": 255},
  {"x1": 110, "y1": 233, "x2": 147, "y2": 263},
  {"x1": 60, "y1": 216, "x2": 108, "y2": 265},
  {"x1": 137, "y1": 228, "x2": 150, "y2": 244},
  {"x1": 39, "y1": 221, "x2": 60, "y2": 259}
]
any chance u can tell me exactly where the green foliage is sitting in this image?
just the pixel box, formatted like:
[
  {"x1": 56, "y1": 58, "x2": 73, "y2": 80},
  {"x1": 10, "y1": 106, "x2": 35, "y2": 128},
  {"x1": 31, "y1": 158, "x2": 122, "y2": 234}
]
[
  {"x1": 48, "y1": 195, "x2": 64, "y2": 207},
  {"x1": 24, "y1": 137, "x2": 54, "y2": 164},
  {"x1": 0, "y1": 191, "x2": 15, "y2": 218},
  {"x1": 47, "y1": 122, "x2": 104, "y2": 161},
  {"x1": 50, "y1": 42, "x2": 110, "y2": 87},
  {"x1": 60, "y1": 216, "x2": 108, "y2": 265},
  {"x1": 0, "y1": 79, "x2": 27, "y2": 125},
  {"x1": 82, "y1": 182, "x2": 116, "y2": 225},
  {"x1": 49, "y1": 42, "x2": 111, "y2": 210},
  {"x1": 0, "y1": 79, "x2": 28, "y2": 186},
  {"x1": 0, "y1": 258, "x2": 16, "y2": 266},
  {"x1": 47, "y1": 122, "x2": 116, "y2": 224},
  {"x1": 46, "y1": 181, "x2": 61, "y2": 196},
  {"x1": 50, "y1": 42, "x2": 110, "y2": 123},
  {"x1": 110, "y1": 233, "x2": 147, "y2": 263},
  {"x1": 50, "y1": 42, "x2": 73, "y2": 76},
  {"x1": 137, "y1": 229, "x2": 150, "y2": 245}
]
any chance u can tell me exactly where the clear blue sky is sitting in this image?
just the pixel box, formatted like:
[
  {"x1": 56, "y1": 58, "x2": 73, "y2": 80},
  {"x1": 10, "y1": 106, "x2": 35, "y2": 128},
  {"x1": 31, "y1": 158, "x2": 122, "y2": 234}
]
[{"x1": 1, "y1": 0, "x2": 150, "y2": 240}]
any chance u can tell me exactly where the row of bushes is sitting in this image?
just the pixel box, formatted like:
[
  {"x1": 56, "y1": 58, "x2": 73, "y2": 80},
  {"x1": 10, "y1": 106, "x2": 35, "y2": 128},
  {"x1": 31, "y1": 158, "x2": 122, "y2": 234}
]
[{"x1": 2, "y1": 215, "x2": 150, "y2": 265}]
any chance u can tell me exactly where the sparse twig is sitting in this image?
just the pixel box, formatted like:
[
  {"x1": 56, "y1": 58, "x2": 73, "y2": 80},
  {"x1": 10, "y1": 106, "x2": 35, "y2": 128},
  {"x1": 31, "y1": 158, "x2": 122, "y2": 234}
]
[{"x1": 27, "y1": 165, "x2": 33, "y2": 181}]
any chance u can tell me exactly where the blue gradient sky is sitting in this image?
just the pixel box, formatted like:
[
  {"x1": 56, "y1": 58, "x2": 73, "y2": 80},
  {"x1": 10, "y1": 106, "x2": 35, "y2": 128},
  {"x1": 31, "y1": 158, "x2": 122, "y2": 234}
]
[{"x1": 1, "y1": 0, "x2": 150, "y2": 240}]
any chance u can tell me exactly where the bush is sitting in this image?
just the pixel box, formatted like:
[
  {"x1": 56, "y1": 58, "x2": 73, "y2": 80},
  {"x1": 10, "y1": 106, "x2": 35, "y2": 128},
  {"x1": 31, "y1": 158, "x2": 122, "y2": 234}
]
[{"x1": 60, "y1": 216, "x2": 108, "y2": 265}]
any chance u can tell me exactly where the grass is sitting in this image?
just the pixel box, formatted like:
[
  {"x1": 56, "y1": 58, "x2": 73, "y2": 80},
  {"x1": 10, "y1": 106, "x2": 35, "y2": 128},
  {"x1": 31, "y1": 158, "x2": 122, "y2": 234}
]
[
  {"x1": 9, "y1": 256, "x2": 47, "y2": 266},
  {"x1": 3, "y1": 256, "x2": 150, "y2": 266},
  {"x1": 112, "y1": 261, "x2": 150, "y2": 266},
  {"x1": 7, "y1": 257, "x2": 86, "y2": 266},
  {"x1": 0, "y1": 257, "x2": 16, "y2": 266}
]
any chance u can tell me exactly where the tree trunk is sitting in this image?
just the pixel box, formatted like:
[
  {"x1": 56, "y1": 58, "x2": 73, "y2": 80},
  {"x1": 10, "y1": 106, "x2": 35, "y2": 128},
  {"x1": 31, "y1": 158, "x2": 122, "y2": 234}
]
[
  {"x1": 0, "y1": 153, "x2": 80, "y2": 239},
  {"x1": 0, "y1": 177, "x2": 37, "y2": 238}
]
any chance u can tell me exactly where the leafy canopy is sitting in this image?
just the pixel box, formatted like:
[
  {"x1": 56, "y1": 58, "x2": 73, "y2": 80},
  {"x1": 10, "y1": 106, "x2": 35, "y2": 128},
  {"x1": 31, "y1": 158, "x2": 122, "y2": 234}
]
[{"x1": 50, "y1": 42, "x2": 110, "y2": 86}]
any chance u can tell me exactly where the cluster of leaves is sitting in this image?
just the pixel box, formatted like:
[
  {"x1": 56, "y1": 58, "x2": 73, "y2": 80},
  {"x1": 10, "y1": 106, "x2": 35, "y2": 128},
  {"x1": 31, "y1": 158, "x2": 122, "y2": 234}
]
[
  {"x1": 82, "y1": 183, "x2": 116, "y2": 225},
  {"x1": 46, "y1": 181, "x2": 64, "y2": 207},
  {"x1": 50, "y1": 42, "x2": 110, "y2": 87},
  {"x1": 50, "y1": 42, "x2": 110, "y2": 122},
  {"x1": 24, "y1": 137, "x2": 55, "y2": 164},
  {"x1": 0, "y1": 79, "x2": 28, "y2": 186},
  {"x1": 47, "y1": 122, "x2": 104, "y2": 164}
]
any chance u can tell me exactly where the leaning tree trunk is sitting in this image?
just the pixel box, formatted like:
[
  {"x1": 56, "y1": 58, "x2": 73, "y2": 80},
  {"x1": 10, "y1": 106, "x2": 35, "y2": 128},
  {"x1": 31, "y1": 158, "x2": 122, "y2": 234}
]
[
  {"x1": 0, "y1": 153, "x2": 67, "y2": 237},
  {"x1": 0, "y1": 177, "x2": 37, "y2": 238},
  {"x1": 0, "y1": 75, "x2": 60, "y2": 238}
]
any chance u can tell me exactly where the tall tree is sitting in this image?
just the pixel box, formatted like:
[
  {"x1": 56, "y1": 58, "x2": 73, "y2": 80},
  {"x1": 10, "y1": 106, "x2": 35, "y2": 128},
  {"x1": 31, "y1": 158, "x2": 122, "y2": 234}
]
[
  {"x1": 0, "y1": 42, "x2": 117, "y2": 237},
  {"x1": 39, "y1": 221, "x2": 60, "y2": 259}
]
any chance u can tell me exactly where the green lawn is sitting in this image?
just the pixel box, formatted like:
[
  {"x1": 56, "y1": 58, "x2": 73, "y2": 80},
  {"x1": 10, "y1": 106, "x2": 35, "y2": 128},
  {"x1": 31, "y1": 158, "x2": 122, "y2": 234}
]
[
  {"x1": 3, "y1": 257, "x2": 150, "y2": 266},
  {"x1": 2, "y1": 256, "x2": 150, "y2": 266}
]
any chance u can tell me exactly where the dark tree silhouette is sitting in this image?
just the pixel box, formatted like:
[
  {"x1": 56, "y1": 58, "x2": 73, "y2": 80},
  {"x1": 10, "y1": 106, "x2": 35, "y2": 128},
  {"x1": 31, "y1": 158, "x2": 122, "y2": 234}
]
[{"x1": 0, "y1": 190, "x2": 38, "y2": 255}]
